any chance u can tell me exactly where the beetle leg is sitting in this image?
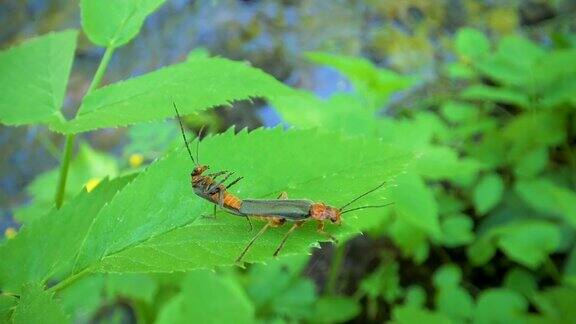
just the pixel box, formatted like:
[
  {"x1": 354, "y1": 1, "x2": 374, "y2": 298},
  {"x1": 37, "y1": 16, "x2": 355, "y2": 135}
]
[
  {"x1": 273, "y1": 220, "x2": 304, "y2": 257},
  {"x1": 207, "y1": 172, "x2": 234, "y2": 193},
  {"x1": 236, "y1": 221, "x2": 272, "y2": 263},
  {"x1": 317, "y1": 221, "x2": 338, "y2": 243},
  {"x1": 206, "y1": 171, "x2": 227, "y2": 179},
  {"x1": 201, "y1": 203, "x2": 218, "y2": 220},
  {"x1": 226, "y1": 176, "x2": 243, "y2": 190}
]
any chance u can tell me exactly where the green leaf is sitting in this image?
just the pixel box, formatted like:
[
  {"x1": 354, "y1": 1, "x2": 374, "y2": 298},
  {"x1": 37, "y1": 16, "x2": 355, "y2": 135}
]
[
  {"x1": 0, "y1": 176, "x2": 134, "y2": 293},
  {"x1": 467, "y1": 237, "x2": 497, "y2": 266},
  {"x1": 445, "y1": 62, "x2": 476, "y2": 79},
  {"x1": 0, "y1": 30, "x2": 77, "y2": 126},
  {"x1": 392, "y1": 305, "x2": 451, "y2": 324},
  {"x1": 504, "y1": 268, "x2": 537, "y2": 297},
  {"x1": 81, "y1": 0, "x2": 167, "y2": 48},
  {"x1": 359, "y1": 262, "x2": 402, "y2": 302},
  {"x1": 432, "y1": 264, "x2": 462, "y2": 288},
  {"x1": 155, "y1": 271, "x2": 254, "y2": 324},
  {"x1": 497, "y1": 35, "x2": 545, "y2": 70},
  {"x1": 435, "y1": 286, "x2": 474, "y2": 322},
  {"x1": 532, "y1": 286, "x2": 576, "y2": 322},
  {"x1": 496, "y1": 221, "x2": 561, "y2": 269},
  {"x1": 514, "y1": 147, "x2": 548, "y2": 178},
  {"x1": 312, "y1": 296, "x2": 360, "y2": 323},
  {"x1": 305, "y1": 52, "x2": 414, "y2": 109},
  {"x1": 389, "y1": 219, "x2": 430, "y2": 263},
  {"x1": 1, "y1": 129, "x2": 411, "y2": 289},
  {"x1": 440, "y1": 214, "x2": 475, "y2": 247},
  {"x1": 93, "y1": 129, "x2": 408, "y2": 272},
  {"x1": 515, "y1": 179, "x2": 576, "y2": 229},
  {"x1": 104, "y1": 274, "x2": 158, "y2": 303},
  {"x1": 503, "y1": 111, "x2": 566, "y2": 157},
  {"x1": 270, "y1": 90, "x2": 380, "y2": 135},
  {"x1": 440, "y1": 101, "x2": 478, "y2": 123},
  {"x1": 244, "y1": 255, "x2": 317, "y2": 320},
  {"x1": 473, "y1": 173, "x2": 505, "y2": 215},
  {"x1": 404, "y1": 286, "x2": 427, "y2": 308},
  {"x1": 124, "y1": 120, "x2": 178, "y2": 158},
  {"x1": 416, "y1": 146, "x2": 483, "y2": 181},
  {"x1": 461, "y1": 85, "x2": 530, "y2": 108},
  {"x1": 455, "y1": 28, "x2": 490, "y2": 60},
  {"x1": 52, "y1": 57, "x2": 289, "y2": 133},
  {"x1": 391, "y1": 174, "x2": 440, "y2": 238},
  {"x1": 12, "y1": 283, "x2": 69, "y2": 324},
  {"x1": 473, "y1": 289, "x2": 527, "y2": 324},
  {"x1": 474, "y1": 35, "x2": 545, "y2": 88}
]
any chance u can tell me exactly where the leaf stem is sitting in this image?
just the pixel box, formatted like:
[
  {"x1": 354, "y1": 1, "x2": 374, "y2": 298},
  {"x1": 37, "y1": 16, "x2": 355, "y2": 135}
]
[
  {"x1": 54, "y1": 134, "x2": 75, "y2": 208},
  {"x1": 53, "y1": 46, "x2": 115, "y2": 208},
  {"x1": 48, "y1": 267, "x2": 92, "y2": 294},
  {"x1": 87, "y1": 46, "x2": 115, "y2": 94}
]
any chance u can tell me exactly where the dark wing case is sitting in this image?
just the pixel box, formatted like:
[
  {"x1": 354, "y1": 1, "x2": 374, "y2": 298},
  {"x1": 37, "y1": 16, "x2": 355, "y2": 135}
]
[{"x1": 240, "y1": 199, "x2": 313, "y2": 220}]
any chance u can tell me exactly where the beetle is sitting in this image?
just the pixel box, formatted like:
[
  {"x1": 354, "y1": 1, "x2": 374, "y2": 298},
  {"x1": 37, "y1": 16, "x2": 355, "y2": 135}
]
[
  {"x1": 173, "y1": 103, "x2": 251, "y2": 227},
  {"x1": 235, "y1": 181, "x2": 392, "y2": 262}
]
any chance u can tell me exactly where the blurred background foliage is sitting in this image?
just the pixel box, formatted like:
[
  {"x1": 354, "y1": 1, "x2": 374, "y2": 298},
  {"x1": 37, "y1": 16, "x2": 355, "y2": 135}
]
[{"x1": 1, "y1": 0, "x2": 576, "y2": 323}]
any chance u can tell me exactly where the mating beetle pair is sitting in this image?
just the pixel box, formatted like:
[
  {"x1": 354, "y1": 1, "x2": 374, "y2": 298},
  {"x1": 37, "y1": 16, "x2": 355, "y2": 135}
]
[{"x1": 174, "y1": 103, "x2": 392, "y2": 262}]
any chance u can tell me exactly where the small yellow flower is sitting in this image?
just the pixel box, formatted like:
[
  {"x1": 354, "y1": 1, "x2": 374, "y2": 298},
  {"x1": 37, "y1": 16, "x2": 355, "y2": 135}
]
[
  {"x1": 129, "y1": 153, "x2": 144, "y2": 168},
  {"x1": 85, "y1": 178, "x2": 101, "y2": 193},
  {"x1": 5, "y1": 227, "x2": 17, "y2": 239}
]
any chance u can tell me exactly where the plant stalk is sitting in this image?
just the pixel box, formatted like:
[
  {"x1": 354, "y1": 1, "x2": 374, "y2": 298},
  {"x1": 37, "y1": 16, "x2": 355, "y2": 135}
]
[
  {"x1": 326, "y1": 244, "x2": 346, "y2": 295},
  {"x1": 53, "y1": 46, "x2": 115, "y2": 208}
]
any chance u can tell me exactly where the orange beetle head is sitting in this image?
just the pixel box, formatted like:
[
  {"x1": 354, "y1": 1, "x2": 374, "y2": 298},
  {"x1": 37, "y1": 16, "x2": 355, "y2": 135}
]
[
  {"x1": 311, "y1": 203, "x2": 342, "y2": 224},
  {"x1": 191, "y1": 164, "x2": 209, "y2": 177}
]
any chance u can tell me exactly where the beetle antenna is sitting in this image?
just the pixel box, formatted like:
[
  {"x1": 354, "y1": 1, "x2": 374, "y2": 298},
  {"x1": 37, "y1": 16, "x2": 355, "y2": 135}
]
[
  {"x1": 339, "y1": 180, "x2": 387, "y2": 210},
  {"x1": 341, "y1": 202, "x2": 394, "y2": 215},
  {"x1": 173, "y1": 102, "x2": 197, "y2": 166},
  {"x1": 196, "y1": 125, "x2": 205, "y2": 165}
]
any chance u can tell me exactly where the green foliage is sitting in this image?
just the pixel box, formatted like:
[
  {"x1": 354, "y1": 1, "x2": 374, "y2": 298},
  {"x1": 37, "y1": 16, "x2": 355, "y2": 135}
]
[
  {"x1": 305, "y1": 52, "x2": 415, "y2": 109},
  {"x1": 391, "y1": 174, "x2": 440, "y2": 238},
  {"x1": 2, "y1": 3, "x2": 576, "y2": 322},
  {"x1": 473, "y1": 289, "x2": 527, "y2": 324},
  {"x1": 455, "y1": 27, "x2": 490, "y2": 61},
  {"x1": 515, "y1": 178, "x2": 576, "y2": 228},
  {"x1": 0, "y1": 30, "x2": 77, "y2": 126},
  {"x1": 156, "y1": 271, "x2": 254, "y2": 324},
  {"x1": 473, "y1": 173, "x2": 505, "y2": 215}
]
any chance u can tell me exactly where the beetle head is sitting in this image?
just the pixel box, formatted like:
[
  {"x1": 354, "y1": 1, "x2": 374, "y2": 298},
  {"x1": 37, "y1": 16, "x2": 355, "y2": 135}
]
[{"x1": 311, "y1": 203, "x2": 342, "y2": 225}]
